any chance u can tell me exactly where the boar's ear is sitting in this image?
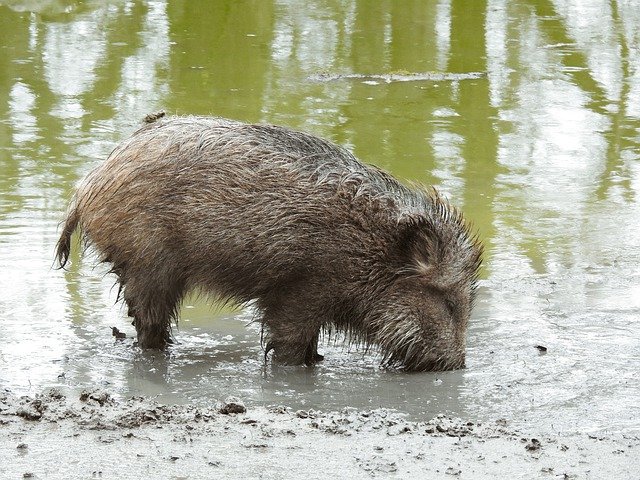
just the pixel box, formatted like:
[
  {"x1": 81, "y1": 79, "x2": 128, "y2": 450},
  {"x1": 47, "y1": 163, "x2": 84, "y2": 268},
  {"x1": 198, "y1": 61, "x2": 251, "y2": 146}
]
[{"x1": 396, "y1": 213, "x2": 441, "y2": 275}]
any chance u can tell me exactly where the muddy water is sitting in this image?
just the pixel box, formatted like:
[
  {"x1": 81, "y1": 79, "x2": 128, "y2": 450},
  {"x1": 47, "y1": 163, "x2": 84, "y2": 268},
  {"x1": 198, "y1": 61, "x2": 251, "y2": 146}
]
[{"x1": 0, "y1": 0, "x2": 638, "y2": 436}]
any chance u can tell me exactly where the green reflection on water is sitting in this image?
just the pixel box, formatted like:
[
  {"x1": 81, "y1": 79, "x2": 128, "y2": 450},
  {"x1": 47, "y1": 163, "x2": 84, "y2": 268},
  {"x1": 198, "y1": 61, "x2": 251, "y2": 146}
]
[{"x1": 0, "y1": 0, "x2": 638, "y2": 274}]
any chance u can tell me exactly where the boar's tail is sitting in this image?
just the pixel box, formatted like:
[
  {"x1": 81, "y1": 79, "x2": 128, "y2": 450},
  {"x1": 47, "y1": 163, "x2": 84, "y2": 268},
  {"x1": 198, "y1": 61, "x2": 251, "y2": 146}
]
[{"x1": 55, "y1": 204, "x2": 80, "y2": 269}]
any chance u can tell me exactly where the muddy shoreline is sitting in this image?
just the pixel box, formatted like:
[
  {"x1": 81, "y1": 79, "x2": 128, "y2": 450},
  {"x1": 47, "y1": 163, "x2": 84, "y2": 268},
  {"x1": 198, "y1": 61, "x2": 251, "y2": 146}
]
[{"x1": 1, "y1": 388, "x2": 636, "y2": 479}]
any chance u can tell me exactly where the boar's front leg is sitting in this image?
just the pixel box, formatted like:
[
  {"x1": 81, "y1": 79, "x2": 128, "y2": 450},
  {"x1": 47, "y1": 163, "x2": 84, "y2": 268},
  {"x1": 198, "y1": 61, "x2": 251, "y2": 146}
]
[
  {"x1": 263, "y1": 318, "x2": 323, "y2": 366},
  {"x1": 260, "y1": 287, "x2": 327, "y2": 366}
]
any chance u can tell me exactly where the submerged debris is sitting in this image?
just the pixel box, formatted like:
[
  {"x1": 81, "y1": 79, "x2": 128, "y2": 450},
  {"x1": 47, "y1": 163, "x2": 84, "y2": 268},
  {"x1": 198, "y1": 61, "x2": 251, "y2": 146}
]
[
  {"x1": 111, "y1": 327, "x2": 126, "y2": 340},
  {"x1": 307, "y1": 71, "x2": 486, "y2": 83}
]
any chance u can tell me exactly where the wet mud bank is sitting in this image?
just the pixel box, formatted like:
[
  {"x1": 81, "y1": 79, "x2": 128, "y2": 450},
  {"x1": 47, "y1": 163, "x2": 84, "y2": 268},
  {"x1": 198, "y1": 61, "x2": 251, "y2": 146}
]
[{"x1": 1, "y1": 388, "x2": 636, "y2": 479}]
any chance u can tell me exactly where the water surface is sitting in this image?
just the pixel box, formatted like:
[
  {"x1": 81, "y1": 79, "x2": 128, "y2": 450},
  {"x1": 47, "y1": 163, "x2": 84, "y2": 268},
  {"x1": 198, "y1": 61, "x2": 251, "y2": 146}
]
[{"x1": 0, "y1": 0, "x2": 639, "y2": 436}]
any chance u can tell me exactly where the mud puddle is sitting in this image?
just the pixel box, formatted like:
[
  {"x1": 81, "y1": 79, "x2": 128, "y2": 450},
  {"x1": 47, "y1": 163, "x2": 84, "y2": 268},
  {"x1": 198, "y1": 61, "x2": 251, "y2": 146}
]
[{"x1": 2, "y1": 273, "x2": 638, "y2": 440}]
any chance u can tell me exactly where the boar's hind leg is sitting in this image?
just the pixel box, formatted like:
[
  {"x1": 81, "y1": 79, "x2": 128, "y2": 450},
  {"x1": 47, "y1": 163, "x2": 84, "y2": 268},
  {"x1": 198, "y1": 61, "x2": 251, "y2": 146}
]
[{"x1": 122, "y1": 272, "x2": 185, "y2": 349}]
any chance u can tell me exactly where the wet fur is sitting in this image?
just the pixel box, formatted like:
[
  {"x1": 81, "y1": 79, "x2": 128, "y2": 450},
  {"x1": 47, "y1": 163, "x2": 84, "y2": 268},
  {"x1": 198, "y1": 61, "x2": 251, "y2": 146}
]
[{"x1": 56, "y1": 115, "x2": 482, "y2": 371}]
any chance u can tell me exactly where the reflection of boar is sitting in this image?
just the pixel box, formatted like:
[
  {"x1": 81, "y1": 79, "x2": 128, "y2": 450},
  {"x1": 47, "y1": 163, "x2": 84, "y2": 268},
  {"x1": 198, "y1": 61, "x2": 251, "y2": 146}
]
[{"x1": 56, "y1": 115, "x2": 482, "y2": 371}]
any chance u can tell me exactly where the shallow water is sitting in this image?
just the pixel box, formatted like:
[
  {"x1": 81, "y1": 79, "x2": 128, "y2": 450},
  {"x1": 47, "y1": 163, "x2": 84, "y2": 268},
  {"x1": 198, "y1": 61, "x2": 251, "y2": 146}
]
[{"x1": 0, "y1": 0, "x2": 638, "y2": 436}]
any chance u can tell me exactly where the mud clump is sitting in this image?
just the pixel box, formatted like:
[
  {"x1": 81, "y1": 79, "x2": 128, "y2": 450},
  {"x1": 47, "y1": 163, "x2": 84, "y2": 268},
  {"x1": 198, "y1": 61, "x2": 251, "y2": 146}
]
[
  {"x1": 115, "y1": 404, "x2": 177, "y2": 428},
  {"x1": 218, "y1": 396, "x2": 246, "y2": 415},
  {"x1": 56, "y1": 115, "x2": 482, "y2": 372},
  {"x1": 16, "y1": 399, "x2": 45, "y2": 421},
  {"x1": 306, "y1": 408, "x2": 413, "y2": 436},
  {"x1": 525, "y1": 438, "x2": 542, "y2": 452},
  {"x1": 424, "y1": 416, "x2": 476, "y2": 437},
  {"x1": 0, "y1": 388, "x2": 223, "y2": 429},
  {"x1": 79, "y1": 389, "x2": 113, "y2": 406}
]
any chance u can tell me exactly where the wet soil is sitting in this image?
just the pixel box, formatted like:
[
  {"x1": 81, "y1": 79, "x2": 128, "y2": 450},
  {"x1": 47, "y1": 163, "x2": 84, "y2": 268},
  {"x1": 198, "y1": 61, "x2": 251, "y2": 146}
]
[{"x1": 1, "y1": 388, "x2": 636, "y2": 479}]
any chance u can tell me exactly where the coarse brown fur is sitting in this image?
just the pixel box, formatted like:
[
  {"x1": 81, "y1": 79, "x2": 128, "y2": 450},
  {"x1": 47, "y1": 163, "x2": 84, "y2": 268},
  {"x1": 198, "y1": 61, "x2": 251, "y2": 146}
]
[{"x1": 56, "y1": 115, "x2": 483, "y2": 371}]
